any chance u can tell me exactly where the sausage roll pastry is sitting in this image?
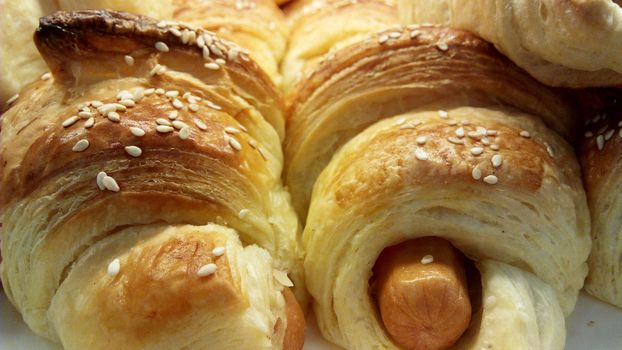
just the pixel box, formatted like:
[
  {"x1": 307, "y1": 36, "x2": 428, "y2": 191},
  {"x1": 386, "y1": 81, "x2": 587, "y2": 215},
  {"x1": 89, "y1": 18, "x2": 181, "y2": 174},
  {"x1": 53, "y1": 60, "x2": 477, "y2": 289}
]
[
  {"x1": 284, "y1": 24, "x2": 590, "y2": 350},
  {"x1": 0, "y1": 10, "x2": 304, "y2": 350},
  {"x1": 398, "y1": 0, "x2": 622, "y2": 88}
]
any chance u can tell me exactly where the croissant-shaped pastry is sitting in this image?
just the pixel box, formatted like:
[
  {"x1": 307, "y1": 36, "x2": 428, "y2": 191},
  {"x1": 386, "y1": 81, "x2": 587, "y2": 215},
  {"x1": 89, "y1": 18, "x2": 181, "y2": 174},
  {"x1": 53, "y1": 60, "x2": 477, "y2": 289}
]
[
  {"x1": 0, "y1": 10, "x2": 304, "y2": 350},
  {"x1": 398, "y1": 0, "x2": 622, "y2": 88},
  {"x1": 581, "y1": 91, "x2": 622, "y2": 309},
  {"x1": 284, "y1": 24, "x2": 590, "y2": 350}
]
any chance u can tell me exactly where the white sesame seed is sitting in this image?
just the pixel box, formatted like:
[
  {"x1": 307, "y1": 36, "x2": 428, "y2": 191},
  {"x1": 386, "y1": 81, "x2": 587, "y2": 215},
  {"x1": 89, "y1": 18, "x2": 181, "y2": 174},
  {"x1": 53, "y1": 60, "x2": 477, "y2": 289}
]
[
  {"x1": 103, "y1": 175, "x2": 120, "y2": 192},
  {"x1": 471, "y1": 167, "x2": 482, "y2": 180},
  {"x1": 378, "y1": 34, "x2": 389, "y2": 44},
  {"x1": 179, "y1": 126, "x2": 191, "y2": 139},
  {"x1": 437, "y1": 42, "x2": 448, "y2": 51},
  {"x1": 156, "y1": 21, "x2": 167, "y2": 28},
  {"x1": 215, "y1": 58, "x2": 226, "y2": 66},
  {"x1": 84, "y1": 117, "x2": 95, "y2": 128},
  {"x1": 156, "y1": 125, "x2": 175, "y2": 133},
  {"x1": 195, "y1": 119, "x2": 208, "y2": 130},
  {"x1": 225, "y1": 127, "x2": 241, "y2": 134},
  {"x1": 72, "y1": 139, "x2": 90, "y2": 152},
  {"x1": 388, "y1": 31, "x2": 402, "y2": 39},
  {"x1": 455, "y1": 127, "x2": 465, "y2": 138},
  {"x1": 410, "y1": 30, "x2": 420, "y2": 39},
  {"x1": 238, "y1": 208, "x2": 250, "y2": 218},
  {"x1": 62, "y1": 115, "x2": 79, "y2": 128},
  {"x1": 170, "y1": 121, "x2": 186, "y2": 130},
  {"x1": 97, "y1": 104, "x2": 116, "y2": 115},
  {"x1": 228, "y1": 136, "x2": 242, "y2": 151},
  {"x1": 481, "y1": 138, "x2": 491, "y2": 145},
  {"x1": 170, "y1": 28, "x2": 182, "y2": 37},
  {"x1": 119, "y1": 99, "x2": 135, "y2": 107},
  {"x1": 228, "y1": 47, "x2": 239, "y2": 61},
  {"x1": 421, "y1": 255, "x2": 434, "y2": 264},
  {"x1": 519, "y1": 130, "x2": 531, "y2": 138},
  {"x1": 144, "y1": 88, "x2": 155, "y2": 95},
  {"x1": 107, "y1": 258, "x2": 121, "y2": 277},
  {"x1": 107, "y1": 112, "x2": 121, "y2": 122},
  {"x1": 491, "y1": 154, "x2": 503, "y2": 168},
  {"x1": 172, "y1": 99, "x2": 184, "y2": 109},
  {"x1": 395, "y1": 117, "x2": 407, "y2": 125},
  {"x1": 197, "y1": 35, "x2": 205, "y2": 48},
  {"x1": 90, "y1": 100, "x2": 103, "y2": 108},
  {"x1": 212, "y1": 246, "x2": 226, "y2": 256},
  {"x1": 150, "y1": 64, "x2": 166, "y2": 76},
  {"x1": 490, "y1": 144, "x2": 500, "y2": 151},
  {"x1": 210, "y1": 44, "x2": 223, "y2": 57},
  {"x1": 483, "y1": 175, "x2": 498, "y2": 185},
  {"x1": 124, "y1": 55, "x2": 134, "y2": 66},
  {"x1": 156, "y1": 118, "x2": 172, "y2": 126},
  {"x1": 546, "y1": 144, "x2": 554, "y2": 157},
  {"x1": 197, "y1": 263, "x2": 217, "y2": 277},
  {"x1": 596, "y1": 135, "x2": 605, "y2": 150},
  {"x1": 204, "y1": 62, "x2": 220, "y2": 70},
  {"x1": 41, "y1": 72, "x2": 52, "y2": 80},
  {"x1": 605, "y1": 129, "x2": 615, "y2": 141},
  {"x1": 415, "y1": 148, "x2": 429, "y2": 161},
  {"x1": 206, "y1": 101, "x2": 221, "y2": 110},
  {"x1": 6, "y1": 94, "x2": 19, "y2": 105},
  {"x1": 438, "y1": 110, "x2": 448, "y2": 119},
  {"x1": 416, "y1": 136, "x2": 426, "y2": 145},
  {"x1": 112, "y1": 103, "x2": 127, "y2": 111},
  {"x1": 97, "y1": 171, "x2": 107, "y2": 190},
  {"x1": 125, "y1": 146, "x2": 142, "y2": 157},
  {"x1": 486, "y1": 130, "x2": 497, "y2": 136},
  {"x1": 155, "y1": 41, "x2": 169, "y2": 52},
  {"x1": 130, "y1": 126, "x2": 145, "y2": 137},
  {"x1": 189, "y1": 103, "x2": 199, "y2": 112},
  {"x1": 165, "y1": 90, "x2": 179, "y2": 98},
  {"x1": 168, "y1": 110, "x2": 178, "y2": 120},
  {"x1": 584, "y1": 131, "x2": 593, "y2": 138},
  {"x1": 448, "y1": 136, "x2": 465, "y2": 144},
  {"x1": 155, "y1": 88, "x2": 165, "y2": 95},
  {"x1": 470, "y1": 147, "x2": 484, "y2": 156}
]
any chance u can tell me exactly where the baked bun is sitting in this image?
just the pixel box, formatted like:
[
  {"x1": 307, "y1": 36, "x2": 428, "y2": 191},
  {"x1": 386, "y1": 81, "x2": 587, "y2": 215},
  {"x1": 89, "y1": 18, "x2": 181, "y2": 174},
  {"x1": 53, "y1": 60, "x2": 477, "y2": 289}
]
[
  {"x1": 0, "y1": 10, "x2": 303, "y2": 349},
  {"x1": 398, "y1": 0, "x2": 622, "y2": 88}
]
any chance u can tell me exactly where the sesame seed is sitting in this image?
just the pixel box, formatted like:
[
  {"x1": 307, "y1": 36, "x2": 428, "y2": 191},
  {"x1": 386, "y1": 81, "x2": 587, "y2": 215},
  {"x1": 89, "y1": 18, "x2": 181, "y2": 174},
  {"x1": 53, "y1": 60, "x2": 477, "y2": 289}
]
[
  {"x1": 130, "y1": 127, "x2": 145, "y2": 137},
  {"x1": 421, "y1": 255, "x2": 434, "y2": 264},
  {"x1": 179, "y1": 126, "x2": 191, "y2": 139},
  {"x1": 144, "y1": 88, "x2": 155, "y2": 95},
  {"x1": 165, "y1": 90, "x2": 179, "y2": 98},
  {"x1": 107, "y1": 258, "x2": 121, "y2": 277},
  {"x1": 62, "y1": 115, "x2": 79, "y2": 128},
  {"x1": 619, "y1": 129, "x2": 622, "y2": 139},
  {"x1": 605, "y1": 129, "x2": 615, "y2": 141},
  {"x1": 210, "y1": 44, "x2": 223, "y2": 57},
  {"x1": 470, "y1": 147, "x2": 484, "y2": 156},
  {"x1": 410, "y1": 30, "x2": 420, "y2": 39},
  {"x1": 103, "y1": 175, "x2": 120, "y2": 192},
  {"x1": 436, "y1": 42, "x2": 448, "y2": 51},
  {"x1": 228, "y1": 136, "x2": 242, "y2": 151},
  {"x1": 41, "y1": 72, "x2": 52, "y2": 80},
  {"x1": 395, "y1": 117, "x2": 407, "y2": 125},
  {"x1": 155, "y1": 88, "x2": 165, "y2": 95},
  {"x1": 597, "y1": 125, "x2": 608, "y2": 134},
  {"x1": 213, "y1": 246, "x2": 226, "y2": 256},
  {"x1": 172, "y1": 99, "x2": 184, "y2": 109},
  {"x1": 6, "y1": 94, "x2": 18, "y2": 105},
  {"x1": 438, "y1": 110, "x2": 448, "y2": 119},
  {"x1": 90, "y1": 100, "x2": 103, "y2": 107},
  {"x1": 596, "y1": 135, "x2": 605, "y2": 150},
  {"x1": 490, "y1": 144, "x2": 500, "y2": 151},
  {"x1": 415, "y1": 148, "x2": 429, "y2": 160},
  {"x1": 124, "y1": 55, "x2": 134, "y2": 65},
  {"x1": 416, "y1": 136, "x2": 426, "y2": 145},
  {"x1": 455, "y1": 127, "x2": 465, "y2": 138},
  {"x1": 388, "y1": 31, "x2": 402, "y2": 39},
  {"x1": 228, "y1": 48, "x2": 239, "y2": 61},
  {"x1": 168, "y1": 111, "x2": 178, "y2": 120},
  {"x1": 618, "y1": 121, "x2": 622, "y2": 127},
  {"x1": 119, "y1": 99, "x2": 135, "y2": 107},
  {"x1": 546, "y1": 144, "x2": 554, "y2": 157},
  {"x1": 225, "y1": 127, "x2": 240, "y2": 134},
  {"x1": 486, "y1": 130, "x2": 497, "y2": 136},
  {"x1": 170, "y1": 28, "x2": 182, "y2": 37},
  {"x1": 150, "y1": 64, "x2": 166, "y2": 76},
  {"x1": 72, "y1": 139, "x2": 90, "y2": 152},
  {"x1": 172, "y1": 120, "x2": 188, "y2": 130},
  {"x1": 195, "y1": 119, "x2": 208, "y2": 130},
  {"x1": 97, "y1": 171, "x2": 107, "y2": 190},
  {"x1": 112, "y1": 103, "x2": 127, "y2": 111},
  {"x1": 378, "y1": 34, "x2": 389, "y2": 44},
  {"x1": 156, "y1": 118, "x2": 172, "y2": 126},
  {"x1": 189, "y1": 103, "x2": 199, "y2": 112},
  {"x1": 206, "y1": 101, "x2": 221, "y2": 110},
  {"x1": 519, "y1": 130, "x2": 531, "y2": 138},
  {"x1": 481, "y1": 137, "x2": 490, "y2": 145},
  {"x1": 483, "y1": 175, "x2": 498, "y2": 184},
  {"x1": 215, "y1": 58, "x2": 226, "y2": 66},
  {"x1": 107, "y1": 112, "x2": 121, "y2": 122},
  {"x1": 197, "y1": 35, "x2": 205, "y2": 48},
  {"x1": 491, "y1": 154, "x2": 503, "y2": 167},
  {"x1": 238, "y1": 208, "x2": 249, "y2": 218},
  {"x1": 205, "y1": 62, "x2": 220, "y2": 70},
  {"x1": 447, "y1": 136, "x2": 464, "y2": 144},
  {"x1": 97, "y1": 104, "x2": 117, "y2": 115},
  {"x1": 156, "y1": 125, "x2": 174, "y2": 133},
  {"x1": 125, "y1": 146, "x2": 142, "y2": 157},
  {"x1": 202, "y1": 46, "x2": 211, "y2": 60},
  {"x1": 471, "y1": 167, "x2": 482, "y2": 180},
  {"x1": 584, "y1": 131, "x2": 593, "y2": 138},
  {"x1": 197, "y1": 263, "x2": 217, "y2": 277},
  {"x1": 155, "y1": 41, "x2": 169, "y2": 52},
  {"x1": 156, "y1": 21, "x2": 167, "y2": 28},
  {"x1": 85, "y1": 117, "x2": 95, "y2": 128}
]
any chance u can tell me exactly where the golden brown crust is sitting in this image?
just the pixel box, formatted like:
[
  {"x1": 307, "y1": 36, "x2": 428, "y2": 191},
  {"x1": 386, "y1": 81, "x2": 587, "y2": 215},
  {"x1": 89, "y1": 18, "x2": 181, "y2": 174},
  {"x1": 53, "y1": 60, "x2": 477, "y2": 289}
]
[{"x1": 280, "y1": 288, "x2": 306, "y2": 350}]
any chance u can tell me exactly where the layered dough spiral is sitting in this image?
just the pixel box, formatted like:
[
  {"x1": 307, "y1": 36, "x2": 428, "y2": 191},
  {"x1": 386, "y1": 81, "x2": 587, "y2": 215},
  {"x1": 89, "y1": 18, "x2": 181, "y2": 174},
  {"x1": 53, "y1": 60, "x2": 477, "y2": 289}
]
[
  {"x1": 0, "y1": 10, "x2": 303, "y2": 350},
  {"x1": 397, "y1": 0, "x2": 622, "y2": 88},
  {"x1": 283, "y1": 18, "x2": 591, "y2": 350}
]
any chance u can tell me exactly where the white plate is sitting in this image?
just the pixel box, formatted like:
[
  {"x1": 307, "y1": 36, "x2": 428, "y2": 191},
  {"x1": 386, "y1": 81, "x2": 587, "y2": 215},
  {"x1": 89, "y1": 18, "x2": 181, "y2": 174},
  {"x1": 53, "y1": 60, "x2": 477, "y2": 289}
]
[{"x1": 1, "y1": 291, "x2": 620, "y2": 349}]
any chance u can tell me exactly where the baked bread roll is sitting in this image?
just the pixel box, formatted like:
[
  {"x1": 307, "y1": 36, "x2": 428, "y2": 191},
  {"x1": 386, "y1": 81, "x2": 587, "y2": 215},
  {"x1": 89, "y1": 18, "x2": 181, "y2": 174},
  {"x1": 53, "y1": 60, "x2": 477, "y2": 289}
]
[
  {"x1": 284, "y1": 25, "x2": 590, "y2": 349},
  {"x1": 398, "y1": 0, "x2": 622, "y2": 88},
  {"x1": 581, "y1": 90, "x2": 622, "y2": 309},
  {"x1": 281, "y1": 0, "x2": 398, "y2": 91},
  {"x1": 171, "y1": 0, "x2": 288, "y2": 86},
  {"x1": 0, "y1": 10, "x2": 303, "y2": 349}
]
